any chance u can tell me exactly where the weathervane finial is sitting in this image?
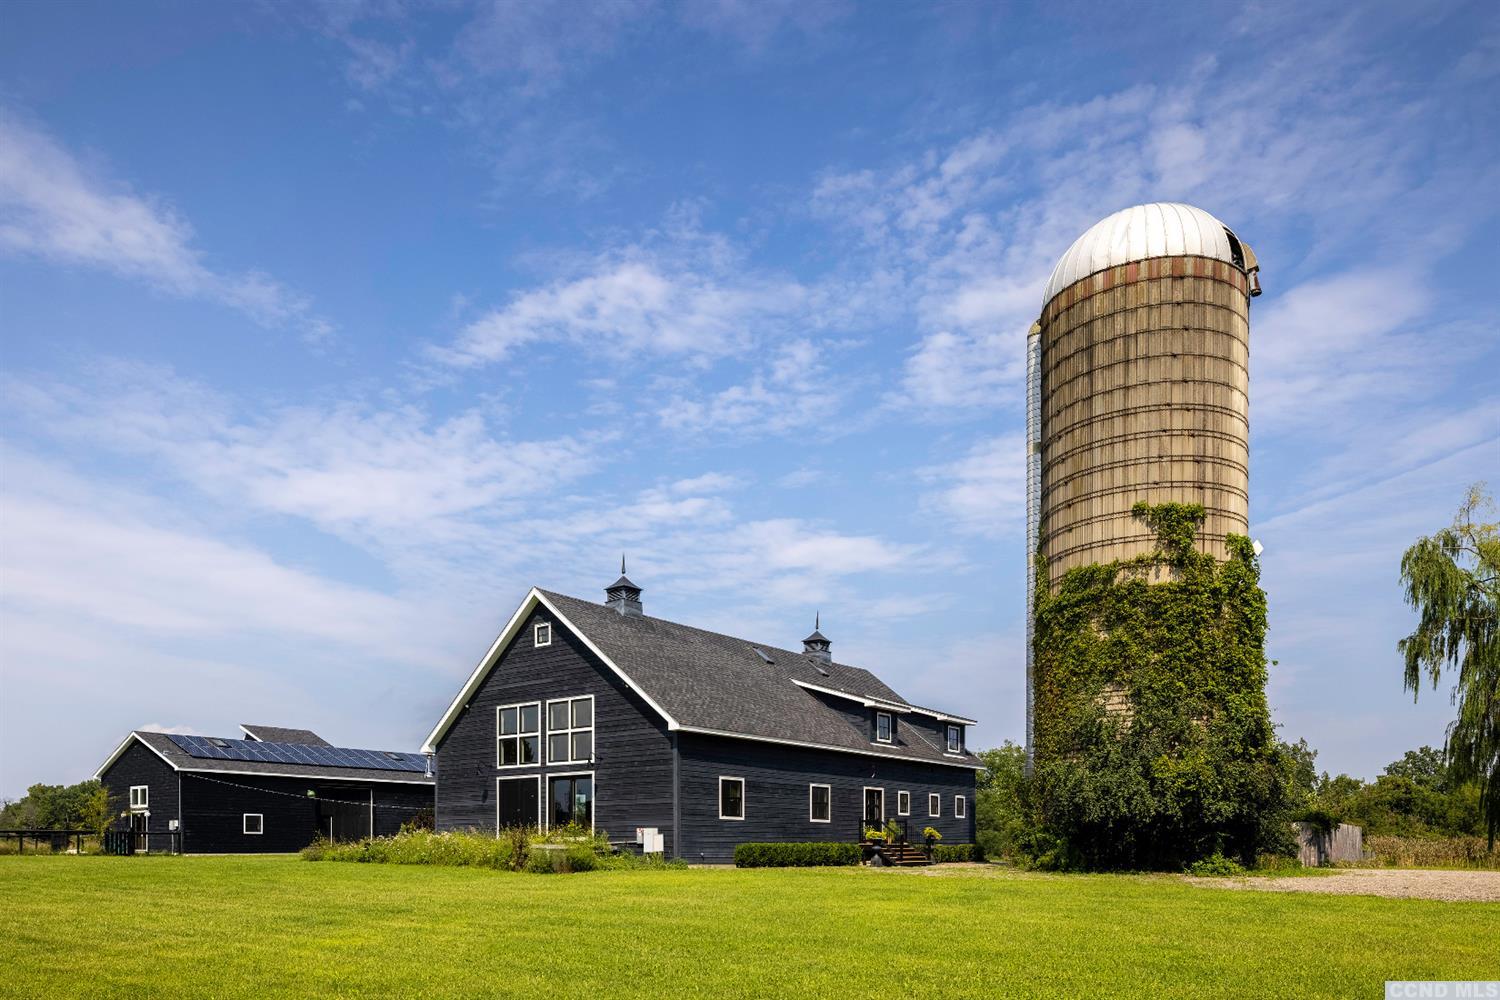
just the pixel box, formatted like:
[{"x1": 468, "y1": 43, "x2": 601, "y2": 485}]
[
  {"x1": 621, "y1": 552, "x2": 626, "y2": 575},
  {"x1": 816, "y1": 610, "x2": 820, "y2": 631}
]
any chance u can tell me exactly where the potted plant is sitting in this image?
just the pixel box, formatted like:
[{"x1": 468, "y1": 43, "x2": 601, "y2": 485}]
[
  {"x1": 923, "y1": 826, "x2": 941, "y2": 859},
  {"x1": 862, "y1": 825, "x2": 884, "y2": 844}
]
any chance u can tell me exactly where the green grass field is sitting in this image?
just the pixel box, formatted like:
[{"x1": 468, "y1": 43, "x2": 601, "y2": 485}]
[{"x1": 2, "y1": 857, "x2": 1495, "y2": 998}]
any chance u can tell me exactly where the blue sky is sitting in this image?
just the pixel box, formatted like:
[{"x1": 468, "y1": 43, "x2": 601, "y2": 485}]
[{"x1": 2, "y1": 1, "x2": 1497, "y2": 799}]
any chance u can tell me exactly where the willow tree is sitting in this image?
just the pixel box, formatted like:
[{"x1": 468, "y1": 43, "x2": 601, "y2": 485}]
[{"x1": 1399, "y1": 484, "x2": 1500, "y2": 847}]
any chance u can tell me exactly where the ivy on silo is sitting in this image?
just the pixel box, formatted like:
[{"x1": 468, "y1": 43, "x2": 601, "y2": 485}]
[{"x1": 1029, "y1": 502, "x2": 1297, "y2": 869}]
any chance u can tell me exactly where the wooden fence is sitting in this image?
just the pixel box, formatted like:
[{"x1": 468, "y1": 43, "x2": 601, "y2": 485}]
[{"x1": 1293, "y1": 822, "x2": 1364, "y2": 866}]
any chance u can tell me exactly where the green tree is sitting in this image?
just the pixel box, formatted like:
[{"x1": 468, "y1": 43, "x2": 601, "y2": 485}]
[
  {"x1": 78, "y1": 783, "x2": 116, "y2": 840},
  {"x1": 1398, "y1": 484, "x2": 1500, "y2": 846},
  {"x1": 1384, "y1": 746, "x2": 1449, "y2": 791},
  {"x1": 974, "y1": 742, "x2": 1031, "y2": 860}
]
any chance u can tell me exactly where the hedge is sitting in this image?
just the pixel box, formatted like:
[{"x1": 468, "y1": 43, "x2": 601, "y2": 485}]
[
  {"x1": 931, "y1": 843, "x2": 982, "y2": 863},
  {"x1": 734, "y1": 842, "x2": 861, "y2": 867}
]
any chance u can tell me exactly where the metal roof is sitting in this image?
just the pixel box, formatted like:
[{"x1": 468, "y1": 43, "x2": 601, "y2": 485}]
[
  {"x1": 96, "y1": 731, "x2": 435, "y2": 785},
  {"x1": 1043, "y1": 202, "x2": 1239, "y2": 306}
]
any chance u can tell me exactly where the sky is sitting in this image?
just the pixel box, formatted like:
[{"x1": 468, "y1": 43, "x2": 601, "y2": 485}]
[{"x1": 1, "y1": 0, "x2": 1497, "y2": 800}]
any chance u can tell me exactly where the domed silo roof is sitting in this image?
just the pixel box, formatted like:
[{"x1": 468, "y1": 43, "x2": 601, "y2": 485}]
[{"x1": 1042, "y1": 202, "x2": 1243, "y2": 306}]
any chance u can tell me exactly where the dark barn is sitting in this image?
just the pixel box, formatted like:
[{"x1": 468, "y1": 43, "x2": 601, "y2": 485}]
[
  {"x1": 425, "y1": 572, "x2": 981, "y2": 863},
  {"x1": 95, "y1": 725, "x2": 434, "y2": 853}
]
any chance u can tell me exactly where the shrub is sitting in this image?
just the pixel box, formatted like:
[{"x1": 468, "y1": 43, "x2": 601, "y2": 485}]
[
  {"x1": 1188, "y1": 852, "x2": 1247, "y2": 877},
  {"x1": 930, "y1": 843, "x2": 982, "y2": 864},
  {"x1": 734, "y1": 842, "x2": 860, "y2": 867}
]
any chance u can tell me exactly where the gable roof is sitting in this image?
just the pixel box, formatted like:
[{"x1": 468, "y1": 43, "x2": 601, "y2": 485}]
[
  {"x1": 95, "y1": 731, "x2": 435, "y2": 785},
  {"x1": 423, "y1": 587, "x2": 981, "y2": 769},
  {"x1": 239, "y1": 724, "x2": 331, "y2": 746}
]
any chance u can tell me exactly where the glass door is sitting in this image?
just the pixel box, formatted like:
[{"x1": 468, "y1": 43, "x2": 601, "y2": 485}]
[
  {"x1": 864, "y1": 787, "x2": 884, "y2": 826},
  {"x1": 547, "y1": 775, "x2": 594, "y2": 831}
]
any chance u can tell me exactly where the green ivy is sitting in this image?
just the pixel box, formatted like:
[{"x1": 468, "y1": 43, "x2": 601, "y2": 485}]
[{"x1": 1031, "y1": 503, "x2": 1298, "y2": 869}]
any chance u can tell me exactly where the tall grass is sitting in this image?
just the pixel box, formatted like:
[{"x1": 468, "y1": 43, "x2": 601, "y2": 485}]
[
  {"x1": 301, "y1": 826, "x2": 686, "y2": 873},
  {"x1": 1359, "y1": 835, "x2": 1500, "y2": 869}
]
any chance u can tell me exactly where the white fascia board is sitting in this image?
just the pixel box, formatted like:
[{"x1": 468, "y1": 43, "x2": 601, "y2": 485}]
[
  {"x1": 791, "y1": 679, "x2": 977, "y2": 725},
  {"x1": 422, "y1": 588, "x2": 679, "y2": 753},
  {"x1": 676, "y1": 725, "x2": 985, "y2": 771},
  {"x1": 94, "y1": 732, "x2": 181, "y2": 780}
]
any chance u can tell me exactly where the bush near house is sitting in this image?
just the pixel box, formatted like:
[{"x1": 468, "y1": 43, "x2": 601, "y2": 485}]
[
  {"x1": 733, "y1": 842, "x2": 861, "y2": 867},
  {"x1": 930, "y1": 843, "x2": 982, "y2": 863}
]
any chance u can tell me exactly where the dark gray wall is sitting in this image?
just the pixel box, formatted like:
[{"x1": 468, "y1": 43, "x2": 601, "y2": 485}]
[
  {"x1": 432, "y1": 605, "x2": 676, "y2": 851},
  {"x1": 178, "y1": 772, "x2": 433, "y2": 853},
  {"x1": 677, "y1": 732, "x2": 977, "y2": 864}
]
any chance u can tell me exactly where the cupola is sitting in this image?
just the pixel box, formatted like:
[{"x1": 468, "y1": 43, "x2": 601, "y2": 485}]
[
  {"x1": 604, "y1": 556, "x2": 643, "y2": 617},
  {"x1": 802, "y1": 613, "x2": 832, "y2": 665}
]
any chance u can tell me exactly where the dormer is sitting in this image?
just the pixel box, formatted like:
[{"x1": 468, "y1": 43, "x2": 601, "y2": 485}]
[{"x1": 874, "y1": 709, "x2": 895, "y2": 745}]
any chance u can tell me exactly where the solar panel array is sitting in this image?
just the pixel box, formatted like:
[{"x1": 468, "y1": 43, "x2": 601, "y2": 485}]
[{"x1": 166, "y1": 734, "x2": 428, "y2": 773}]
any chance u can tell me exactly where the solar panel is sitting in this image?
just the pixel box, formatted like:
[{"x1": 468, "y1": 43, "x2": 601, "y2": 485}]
[{"x1": 166, "y1": 734, "x2": 427, "y2": 772}]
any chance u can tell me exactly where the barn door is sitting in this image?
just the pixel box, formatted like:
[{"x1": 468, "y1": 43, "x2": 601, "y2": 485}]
[{"x1": 131, "y1": 812, "x2": 149, "y2": 853}]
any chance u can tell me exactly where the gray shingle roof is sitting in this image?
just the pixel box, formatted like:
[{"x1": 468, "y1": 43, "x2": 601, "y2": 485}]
[
  {"x1": 539, "y1": 590, "x2": 980, "y2": 769},
  {"x1": 239, "y1": 724, "x2": 331, "y2": 746},
  {"x1": 133, "y1": 732, "x2": 434, "y2": 785}
]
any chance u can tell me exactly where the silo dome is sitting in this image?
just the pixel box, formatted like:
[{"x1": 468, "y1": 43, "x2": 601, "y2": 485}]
[{"x1": 1042, "y1": 202, "x2": 1254, "y2": 306}]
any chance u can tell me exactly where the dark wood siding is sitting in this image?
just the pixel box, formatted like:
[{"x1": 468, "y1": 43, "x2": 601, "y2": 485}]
[
  {"x1": 677, "y1": 733, "x2": 977, "y2": 863},
  {"x1": 99, "y1": 739, "x2": 179, "y2": 852},
  {"x1": 178, "y1": 772, "x2": 433, "y2": 853},
  {"x1": 432, "y1": 606, "x2": 676, "y2": 852}
]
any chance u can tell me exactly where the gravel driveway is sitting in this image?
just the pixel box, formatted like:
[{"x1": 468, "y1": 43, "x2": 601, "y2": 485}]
[{"x1": 1189, "y1": 868, "x2": 1500, "y2": 902}]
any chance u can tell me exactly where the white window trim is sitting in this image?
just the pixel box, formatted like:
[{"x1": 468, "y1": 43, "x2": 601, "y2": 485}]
[
  {"x1": 243, "y1": 813, "x2": 263, "y2": 835},
  {"x1": 546, "y1": 694, "x2": 596, "y2": 766},
  {"x1": 533, "y1": 621, "x2": 552, "y2": 647},
  {"x1": 955, "y1": 794, "x2": 967, "y2": 819},
  {"x1": 129, "y1": 785, "x2": 148, "y2": 809},
  {"x1": 809, "y1": 783, "x2": 831, "y2": 823},
  {"x1": 495, "y1": 700, "x2": 542, "y2": 770},
  {"x1": 928, "y1": 793, "x2": 941, "y2": 817},
  {"x1": 863, "y1": 786, "x2": 884, "y2": 824},
  {"x1": 946, "y1": 724, "x2": 962, "y2": 754},
  {"x1": 495, "y1": 774, "x2": 543, "y2": 832},
  {"x1": 875, "y1": 711, "x2": 893, "y2": 744},
  {"x1": 545, "y1": 770, "x2": 596, "y2": 833},
  {"x1": 719, "y1": 776, "x2": 746, "y2": 820},
  {"x1": 897, "y1": 790, "x2": 910, "y2": 816}
]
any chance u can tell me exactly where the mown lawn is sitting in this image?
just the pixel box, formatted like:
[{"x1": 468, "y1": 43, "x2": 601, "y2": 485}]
[{"x1": 1, "y1": 857, "x2": 1496, "y2": 998}]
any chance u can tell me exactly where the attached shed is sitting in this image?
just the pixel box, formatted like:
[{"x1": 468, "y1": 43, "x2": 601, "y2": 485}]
[{"x1": 95, "y1": 727, "x2": 434, "y2": 853}]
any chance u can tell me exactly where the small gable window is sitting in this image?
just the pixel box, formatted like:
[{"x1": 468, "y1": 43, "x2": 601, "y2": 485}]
[
  {"x1": 129, "y1": 786, "x2": 148, "y2": 809},
  {"x1": 534, "y1": 622, "x2": 552, "y2": 647},
  {"x1": 720, "y1": 777, "x2": 745, "y2": 820},
  {"x1": 946, "y1": 725, "x2": 962, "y2": 754},
  {"x1": 875, "y1": 712, "x2": 893, "y2": 744},
  {"x1": 928, "y1": 793, "x2": 941, "y2": 817}
]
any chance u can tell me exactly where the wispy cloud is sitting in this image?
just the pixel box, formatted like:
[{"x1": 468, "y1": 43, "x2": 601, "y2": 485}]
[
  {"x1": 0, "y1": 112, "x2": 334, "y2": 347},
  {"x1": 919, "y1": 433, "x2": 1027, "y2": 539}
]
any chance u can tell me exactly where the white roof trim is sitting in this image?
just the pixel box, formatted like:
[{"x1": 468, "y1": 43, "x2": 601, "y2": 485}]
[
  {"x1": 421, "y1": 588, "x2": 679, "y2": 753},
  {"x1": 94, "y1": 731, "x2": 180, "y2": 779},
  {"x1": 791, "y1": 680, "x2": 977, "y2": 725},
  {"x1": 676, "y1": 725, "x2": 984, "y2": 770}
]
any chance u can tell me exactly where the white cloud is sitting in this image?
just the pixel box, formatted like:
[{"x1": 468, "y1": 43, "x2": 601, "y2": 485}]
[
  {"x1": 0, "y1": 112, "x2": 333, "y2": 346},
  {"x1": 919, "y1": 434, "x2": 1027, "y2": 538},
  {"x1": 655, "y1": 339, "x2": 853, "y2": 436}
]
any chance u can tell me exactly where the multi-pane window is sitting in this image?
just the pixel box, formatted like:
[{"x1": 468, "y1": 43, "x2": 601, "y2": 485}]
[
  {"x1": 875, "y1": 712, "x2": 893, "y2": 743},
  {"x1": 547, "y1": 696, "x2": 594, "y2": 764},
  {"x1": 497, "y1": 701, "x2": 541, "y2": 768},
  {"x1": 928, "y1": 793, "x2": 941, "y2": 817},
  {"x1": 129, "y1": 785, "x2": 148, "y2": 809},
  {"x1": 946, "y1": 725, "x2": 962, "y2": 753},
  {"x1": 720, "y1": 777, "x2": 745, "y2": 820},
  {"x1": 897, "y1": 790, "x2": 910, "y2": 816},
  {"x1": 534, "y1": 622, "x2": 552, "y2": 647},
  {"x1": 955, "y1": 795, "x2": 967, "y2": 819},
  {"x1": 809, "y1": 784, "x2": 831, "y2": 823}
]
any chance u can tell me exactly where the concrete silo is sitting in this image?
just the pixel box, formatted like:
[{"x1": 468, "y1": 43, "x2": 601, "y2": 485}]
[{"x1": 1024, "y1": 202, "x2": 1260, "y2": 752}]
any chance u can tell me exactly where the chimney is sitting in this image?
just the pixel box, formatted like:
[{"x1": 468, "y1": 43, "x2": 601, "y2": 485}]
[
  {"x1": 802, "y1": 613, "x2": 832, "y2": 665},
  {"x1": 604, "y1": 555, "x2": 643, "y2": 617}
]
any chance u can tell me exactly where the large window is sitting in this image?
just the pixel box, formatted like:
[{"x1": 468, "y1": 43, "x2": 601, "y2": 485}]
[
  {"x1": 548, "y1": 773, "x2": 593, "y2": 830},
  {"x1": 497, "y1": 776, "x2": 541, "y2": 829},
  {"x1": 955, "y1": 795, "x2": 967, "y2": 819},
  {"x1": 897, "y1": 790, "x2": 910, "y2": 816},
  {"x1": 875, "y1": 711, "x2": 893, "y2": 743},
  {"x1": 496, "y1": 701, "x2": 541, "y2": 768},
  {"x1": 547, "y1": 696, "x2": 594, "y2": 764},
  {"x1": 129, "y1": 785, "x2": 148, "y2": 809},
  {"x1": 809, "y1": 783, "x2": 831, "y2": 823},
  {"x1": 928, "y1": 793, "x2": 941, "y2": 817},
  {"x1": 946, "y1": 725, "x2": 962, "y2": 753},
  {"x1": 720, "y1": 777, "x2": 745, "y2": 820}
]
